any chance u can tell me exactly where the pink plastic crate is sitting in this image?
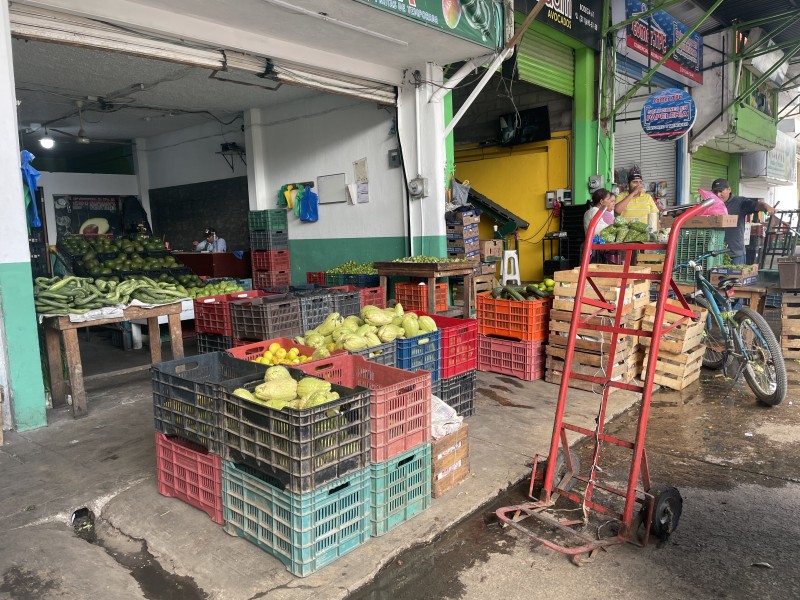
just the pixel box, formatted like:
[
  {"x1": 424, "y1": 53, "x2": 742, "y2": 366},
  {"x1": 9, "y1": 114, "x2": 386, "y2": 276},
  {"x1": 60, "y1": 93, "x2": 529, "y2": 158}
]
[
  {"x1": 253, "y1": 270, "x2": 291, "y2": 289},
  {"x1": 251, "y1": 250, "x2": 290, "y2": 271},
  {"x1": 156, "y1": 432, "x2": 224, "y2": 524},
  {"x1": 226, "y1": 337, "x2": 346, "y2": 363},
  {"x1": 295, "y1": 354, "x2": 431, "y2": 462},
  {"x1": 477, "y1": 334, "x2": 545, "y2": 381},
  {"x1": 359, "y1": 286, "x2": 386, "y2": 309},
  {"x1": 411, "y1": 312, "x2": 477, "y2": 378}
]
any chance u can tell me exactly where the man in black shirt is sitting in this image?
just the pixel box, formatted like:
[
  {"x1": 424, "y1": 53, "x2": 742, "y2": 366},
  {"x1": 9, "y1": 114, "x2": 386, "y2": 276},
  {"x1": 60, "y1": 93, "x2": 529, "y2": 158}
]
[{"x1": 711, "y1": 179, "x2": 775, "y2": 265}]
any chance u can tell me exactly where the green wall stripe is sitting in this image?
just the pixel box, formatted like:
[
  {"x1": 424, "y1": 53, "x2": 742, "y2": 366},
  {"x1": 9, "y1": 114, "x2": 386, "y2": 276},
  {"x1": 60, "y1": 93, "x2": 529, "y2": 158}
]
[
  {"x1": 1, "y1": 261, "x2": 47, "y2": 430},
  {"x1": 573, "y1": 46, "x2": 596, "y2": 203},
  {"x1": 288, "y1": 237, "x2": 407, "y2": 284}
]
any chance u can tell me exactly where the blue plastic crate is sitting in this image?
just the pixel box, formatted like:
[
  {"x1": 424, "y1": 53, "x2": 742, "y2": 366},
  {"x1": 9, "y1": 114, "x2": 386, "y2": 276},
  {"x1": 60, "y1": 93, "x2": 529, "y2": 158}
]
[
  {"x1": 370, "y1": 443, "x2": 432, "y2": 537},
  {"x1": 343, "y1": 274, "x2": 381, "y2": 288},
  {"x1": 223, "y1": 462, "x2": 370, "y2": 577},
  {"x1": 766, "y1": 292, "x2": 782, "y2": 308},
  {"x1": 396, "y1": 330, "x2": 441, "y2": 382}
]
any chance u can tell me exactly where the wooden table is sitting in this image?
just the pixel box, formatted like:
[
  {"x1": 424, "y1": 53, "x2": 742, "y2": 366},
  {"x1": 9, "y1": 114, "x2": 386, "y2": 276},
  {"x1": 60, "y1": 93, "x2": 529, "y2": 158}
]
[
  {"x1": 675, "y1": 282, "x2": 773, "y2": 315},
  {"x1": 43, "y1": 303, "x2": 185, "y2": 418},
  {"x1": 174, "y1": 251, "x2": 251, "y2": 278},
  {"x1": 373, "y1": 261, "x2": 477, "y2": 318}
]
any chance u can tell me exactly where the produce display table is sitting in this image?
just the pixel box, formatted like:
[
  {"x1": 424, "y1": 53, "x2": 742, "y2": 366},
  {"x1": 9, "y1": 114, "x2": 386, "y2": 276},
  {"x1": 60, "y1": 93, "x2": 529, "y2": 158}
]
[
  {"x1": 174, "y1": 251, "x2": 251, "y2": 278},
  {"x1": 44, "y1": 303, "x2": 185, "y2": 418},
  {"x1": 373, "y1": 261, "x2": 476, "y2": 319}
]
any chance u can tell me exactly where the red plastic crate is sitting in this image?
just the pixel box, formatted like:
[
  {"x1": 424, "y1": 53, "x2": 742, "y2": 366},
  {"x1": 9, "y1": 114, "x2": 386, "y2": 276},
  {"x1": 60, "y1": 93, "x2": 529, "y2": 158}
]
[
  {"x1": 226, "y1": 337, "x2": 347, "y2": 363},
  {"x1": 156, "y1": 432, "x2": 224, "y2": 524},
  {"x1": 251, "y1": 250, "x2": 290, "y2": 271},
  {"x1": 306, "y1": 271, "x2": 326, "y2": 286},
  {"x1": 359, "y1": 286, "x2": 386, "y2": 309},
  {"x1": 395, "y1": 282, "x2": 448, "y2": 313},
  {"x1": 253, "y1": 270, "x2": 291, "y2": 290},
  {"x1": 476, "y1": 293, "x2": 551, "y2": 342},
  {"x1": 477, "y1": 334, "x2": 546, "y2": 381},
  {"x1": 410, "y1": 312, "x2": 477, "y2": 378},
  {"x1": 194, "y1": 290, "x2": 265, "y2": 336},
  {"x1": 296, "y1": 354, "x2": 431, "y2": 463}
]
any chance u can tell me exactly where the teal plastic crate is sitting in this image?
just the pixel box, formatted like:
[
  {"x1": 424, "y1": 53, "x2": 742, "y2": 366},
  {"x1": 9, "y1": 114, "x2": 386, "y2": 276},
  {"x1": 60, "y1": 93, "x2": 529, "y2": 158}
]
[
  {"x1": 248, "y1": 209, "x2": 288, "y2": 231},
  {"x1": 675, "y1": 228, "x2": 726, "y2": 263},
  {"x1": 370, "y1": 443, "x2": 432, "y2": 537},
  {"x1": 222, "y1": 462, "x2": 370, "y2": 577}
]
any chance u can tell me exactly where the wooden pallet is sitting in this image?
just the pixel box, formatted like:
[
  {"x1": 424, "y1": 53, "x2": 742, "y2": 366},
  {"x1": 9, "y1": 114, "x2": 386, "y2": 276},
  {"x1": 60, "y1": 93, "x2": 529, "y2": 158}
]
[{"x1": 642, "y1": 346, "x2": 704, "y2": 391}]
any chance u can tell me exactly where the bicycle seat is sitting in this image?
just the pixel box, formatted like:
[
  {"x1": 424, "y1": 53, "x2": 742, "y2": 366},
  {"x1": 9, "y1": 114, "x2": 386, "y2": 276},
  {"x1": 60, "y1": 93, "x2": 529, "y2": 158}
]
[{"x1": 717, "y1": 277, "x2": 740, "y2": 290}]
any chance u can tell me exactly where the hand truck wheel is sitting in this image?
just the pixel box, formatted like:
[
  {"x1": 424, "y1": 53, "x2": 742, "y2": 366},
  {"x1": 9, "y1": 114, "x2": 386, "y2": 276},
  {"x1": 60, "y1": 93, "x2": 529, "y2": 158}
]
[{"x1": 649, "y1": 485, "x2": 683, "y2": 540}]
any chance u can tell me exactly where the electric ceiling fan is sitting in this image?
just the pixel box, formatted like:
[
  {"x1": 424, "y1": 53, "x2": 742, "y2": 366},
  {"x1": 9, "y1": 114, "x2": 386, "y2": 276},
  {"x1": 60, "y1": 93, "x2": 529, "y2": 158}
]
[{"x1": 49, "y1": 100, "x2": 131, "y2": 145}]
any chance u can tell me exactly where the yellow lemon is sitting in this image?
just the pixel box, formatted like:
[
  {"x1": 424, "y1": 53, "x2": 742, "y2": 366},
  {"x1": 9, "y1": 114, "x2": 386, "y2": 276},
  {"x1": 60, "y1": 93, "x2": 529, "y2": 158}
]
[
  {"x1": 263, "y1": 351, "x2": 273, "y2": 361},
  {"x1": 276, "y1": 348, "x2": 287, "y2": 359},
  {"x1": 288, "y1": 347, "x2": 300, "y2": 359},
  {"x1": 298, "y1": 355, "x2": 309, "y2": 363},
  {"x1": 292, "y1": 358, "x2": 300, "y2": 364},
  {"x1": 268, "y1": 342, "x2": 281, "y2": 354}
]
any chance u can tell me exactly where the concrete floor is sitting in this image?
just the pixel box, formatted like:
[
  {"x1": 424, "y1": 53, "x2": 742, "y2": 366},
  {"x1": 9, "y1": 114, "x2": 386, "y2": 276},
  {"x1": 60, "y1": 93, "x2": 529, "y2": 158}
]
[{"x1": 0, "y1": 335, "x2": 640, "y2": 600}]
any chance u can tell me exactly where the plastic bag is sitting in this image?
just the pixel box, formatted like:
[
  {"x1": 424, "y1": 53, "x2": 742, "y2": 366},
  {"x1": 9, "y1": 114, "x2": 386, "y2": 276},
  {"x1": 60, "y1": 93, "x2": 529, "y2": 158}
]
[
  {"x1": 300, "y1": 188, "x2": 319, "y2": 222},
  {"x1": 696, "y1": 189, "x2": 728, "y2": 216},
  {"x1": 431, "y1": 395, "x2": 463, "y2": 439},
  {"x1": 451, "y1": 179, "x2": 470, "y2": 206}
]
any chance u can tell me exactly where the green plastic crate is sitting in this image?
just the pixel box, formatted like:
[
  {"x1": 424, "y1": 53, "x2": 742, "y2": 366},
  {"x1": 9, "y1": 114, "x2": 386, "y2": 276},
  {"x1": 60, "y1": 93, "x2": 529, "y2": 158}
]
[
  {"x1": 370, "y1": 443, "x2": 432, "y2": 537},
  {"x1": 675, "y1": 228, "x2": 726, "y2": 263},
  {"x1": 222, "y1": 462, "x2": 370, "y2": 577},
  {"x1": 248, "y1": 209, "x2": 288, "y2": 231}
]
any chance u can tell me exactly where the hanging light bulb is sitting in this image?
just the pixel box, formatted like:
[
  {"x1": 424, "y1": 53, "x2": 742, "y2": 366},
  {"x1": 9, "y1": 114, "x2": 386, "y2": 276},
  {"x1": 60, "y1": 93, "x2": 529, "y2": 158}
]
[{"x1": 39, "y1": 127, "x2": 54, "y2": 149}]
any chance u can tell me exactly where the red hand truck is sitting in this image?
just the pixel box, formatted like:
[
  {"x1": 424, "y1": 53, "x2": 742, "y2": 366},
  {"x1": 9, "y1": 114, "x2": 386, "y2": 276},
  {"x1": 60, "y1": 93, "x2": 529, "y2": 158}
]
[{"x1": 495, "y1": 199, "x2": 713, "y2": 564}]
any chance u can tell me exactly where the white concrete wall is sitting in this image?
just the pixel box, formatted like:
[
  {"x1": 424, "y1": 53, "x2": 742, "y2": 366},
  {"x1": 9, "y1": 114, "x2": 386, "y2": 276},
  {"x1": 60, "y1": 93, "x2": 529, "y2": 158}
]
[
  {"x1": 249, "y1": 93, "x2": 406, "y2": 240},
  {"x1": 37, "y1": 172, "x2": 140, "y2": 243},
  {"x1": 144, "y1": 121, "x2": 245, "y2": 190},
  {"x1": 691, "y1": 31, "x2": 735, "y2": 152}
]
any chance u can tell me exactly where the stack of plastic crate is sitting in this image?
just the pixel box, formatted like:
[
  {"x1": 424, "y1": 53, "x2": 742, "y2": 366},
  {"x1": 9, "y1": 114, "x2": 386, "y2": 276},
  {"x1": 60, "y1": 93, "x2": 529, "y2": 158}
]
[
  {"x1": 248, "y1": 210, "x2": 290, "y2": 289},
  {"x1": 296, "y1": 354, "x2": 433, "y2": 538},
  {"x1": 545, "y1": 265, "x2": 650, "y2": 393},
  {"x1": 151, "y1": 352, "x2": 269, "y2": 525},
  {"x1": 476, "y1": 291, "x2": 551, "y2": 382},
  {"x1": 673, "y1": 229, "x2": 726, "y2": 284},
  {"x1": 217, "y1": 367, "x2": 372, "y2": 576},
  {"x1": 194, "y1": 291, "x2": 264, "y2": 353}
]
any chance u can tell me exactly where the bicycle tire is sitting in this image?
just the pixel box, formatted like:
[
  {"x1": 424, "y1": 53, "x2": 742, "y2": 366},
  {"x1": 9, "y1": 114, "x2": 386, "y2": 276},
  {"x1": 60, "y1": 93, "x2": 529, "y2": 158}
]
[
  {"x1": 733, "y1": 307, "x2": 787, "y2": 406},
  {"x1": 693, "y1": 295, "x2": 732, "y2": 370}
]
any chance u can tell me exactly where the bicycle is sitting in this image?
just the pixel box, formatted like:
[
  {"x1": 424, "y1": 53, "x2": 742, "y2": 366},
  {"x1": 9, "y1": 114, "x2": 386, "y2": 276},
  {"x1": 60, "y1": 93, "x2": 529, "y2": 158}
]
[{"x1": 675, "y1": 249, "x2": 787, "y2": 406}]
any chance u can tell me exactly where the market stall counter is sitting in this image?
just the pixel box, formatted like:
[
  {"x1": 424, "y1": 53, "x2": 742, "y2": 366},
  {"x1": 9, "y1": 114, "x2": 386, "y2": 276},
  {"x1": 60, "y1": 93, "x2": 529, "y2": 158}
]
[
  {"x1": 174, "y1": 252, "x2": 251, "y2": 279},
  {"x1": 44, "y1": 303, "x2": 184, "y2": 418},
  {"x1": 674, "y1": 282, "x2": 776, "y2": 315},
  {"x1": 373, "y1": 261, "x2": 477, "y2": 319}
]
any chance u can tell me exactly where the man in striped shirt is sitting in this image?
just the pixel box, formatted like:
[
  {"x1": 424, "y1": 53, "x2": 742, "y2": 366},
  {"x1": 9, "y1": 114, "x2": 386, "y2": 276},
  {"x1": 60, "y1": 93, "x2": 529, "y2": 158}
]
[{"x1": 615, "y1": 167, "x2": 659, "y2": 226}]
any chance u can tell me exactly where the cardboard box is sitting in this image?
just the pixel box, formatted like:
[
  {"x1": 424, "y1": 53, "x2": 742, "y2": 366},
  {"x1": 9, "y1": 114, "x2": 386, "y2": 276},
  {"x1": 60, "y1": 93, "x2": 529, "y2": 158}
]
[
  {"x1": 480, "y1": 240, "x2": 503, "y2": 260},
  {"x1": 660, "y1": 214, "x2": 738, "y2": 229},
  {"x1": 446, "y1": 211, "x2": 480, "y2": 227},
  {"x1": 446, "y1": 223, "x2": 479, "y2": 239},
  {"x1": 710, "y1": 264, "x2": 759, "y2": 287},
  {"x1": 431, "y1": 424, "x2": 470, "y2": 498},
  {"x1": 447, "y1": 249, "x2": 480, "y2": 261},
  {"x1": 447, "y1": 240, "x2": 479, "y2": 255}
]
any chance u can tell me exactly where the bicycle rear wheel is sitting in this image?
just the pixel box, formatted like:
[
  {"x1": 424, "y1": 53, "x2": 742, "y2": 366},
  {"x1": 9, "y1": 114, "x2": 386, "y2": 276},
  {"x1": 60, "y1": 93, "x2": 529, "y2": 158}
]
[
  {"x1": 693, "y1": 295, "x2": 730, "y2": 370},
  {"x1": 733, "y1": 308, "x2": 787, "y2": 406}
]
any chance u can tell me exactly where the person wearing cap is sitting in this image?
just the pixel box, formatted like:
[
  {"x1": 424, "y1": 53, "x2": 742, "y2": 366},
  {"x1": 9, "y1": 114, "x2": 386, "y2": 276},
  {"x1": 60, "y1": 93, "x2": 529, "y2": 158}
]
[
  {"x1": 614, "y1": 166, "x2": 659, "y2": 226},
  {"x1": 711, "y1": 178, "x2": 774, "y2": 265},
  {"x1": 193, "y1": 228, "x2": 227, "y2": 252}
]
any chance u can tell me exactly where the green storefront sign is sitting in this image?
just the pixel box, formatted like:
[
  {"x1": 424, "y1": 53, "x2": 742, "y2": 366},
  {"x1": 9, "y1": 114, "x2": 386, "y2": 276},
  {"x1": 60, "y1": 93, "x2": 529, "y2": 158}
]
[{"x1": 354, "y1": 0, "x2": 506, "y2": 48}]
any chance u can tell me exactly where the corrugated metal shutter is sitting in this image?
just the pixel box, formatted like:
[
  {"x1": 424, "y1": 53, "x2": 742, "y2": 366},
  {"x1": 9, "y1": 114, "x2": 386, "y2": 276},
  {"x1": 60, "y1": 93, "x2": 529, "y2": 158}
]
[
  {"x1": 515, "y1": 14, "x2": 574, "y2": 97},
  {"x1": 615, "y1": 126, "x2": 678, "y2": 207},
  {"x1": 690, "y1": 158, "x2": 728, "y2": 201}
]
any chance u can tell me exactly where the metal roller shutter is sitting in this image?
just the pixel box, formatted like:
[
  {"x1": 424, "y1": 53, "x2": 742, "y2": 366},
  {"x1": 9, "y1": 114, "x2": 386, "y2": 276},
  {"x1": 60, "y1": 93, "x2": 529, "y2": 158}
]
[
  {"x1": 690, "y1": 158, "x2": 728, "y2": 201},
  {"x1": 614, "y1": 126, "x2": 678, "y2": 207},
  {"x1": 514, "y1": 13, "x2": 574, "y2": 97}
]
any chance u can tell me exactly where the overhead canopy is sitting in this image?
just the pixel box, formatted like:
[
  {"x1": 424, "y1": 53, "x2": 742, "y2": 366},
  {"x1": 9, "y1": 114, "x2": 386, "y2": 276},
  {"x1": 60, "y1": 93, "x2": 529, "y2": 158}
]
[{"x1": 458, "y1": 180, "x2": 530, "y2": 236}]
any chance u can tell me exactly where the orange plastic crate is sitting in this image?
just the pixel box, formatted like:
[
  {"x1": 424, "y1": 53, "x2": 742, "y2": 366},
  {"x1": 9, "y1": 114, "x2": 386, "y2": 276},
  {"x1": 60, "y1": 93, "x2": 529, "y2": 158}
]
[
  {"x1": 395, "y1": 282, "x2": 447, "y2": 313},
  {"x1": 476, "y1": 293, "x2": 551, "y2": 342}
]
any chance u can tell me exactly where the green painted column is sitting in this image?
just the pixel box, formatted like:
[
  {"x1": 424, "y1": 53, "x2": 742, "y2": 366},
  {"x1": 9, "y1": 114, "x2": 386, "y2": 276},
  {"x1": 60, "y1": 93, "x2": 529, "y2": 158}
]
[
  {"x1": 0, "y1": 263, "x2": 46, "y2": 430},
  {"x1": 574, "y1": 46, "x2": 596, "y2": 204}
]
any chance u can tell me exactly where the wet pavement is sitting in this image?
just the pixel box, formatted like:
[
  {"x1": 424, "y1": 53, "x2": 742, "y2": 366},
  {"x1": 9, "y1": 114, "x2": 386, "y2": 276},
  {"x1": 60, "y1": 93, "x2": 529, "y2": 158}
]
[{"x1": 350, "y1": 366, "x2": 800, "y2": 600}]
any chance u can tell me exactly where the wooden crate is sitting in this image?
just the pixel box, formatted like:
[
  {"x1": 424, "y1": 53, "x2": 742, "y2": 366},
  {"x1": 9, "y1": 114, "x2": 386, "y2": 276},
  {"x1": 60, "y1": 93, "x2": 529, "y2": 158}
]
[
  {"x1": 781, "y1": 293, "x2": 800, "y2": 339},
  {"x1": 549, "y1": 318, "x2": 639, "y2": 344},
  {"x1": 553, "y1": 280, "x2": 651, "y2": 308},
  {"x1": 546, "y1": 343, "x2": 637, "y2": 370},
  {"x1": 546, "y1": 353, "x2": 637, "y2": 385},
  {"x1": 780, "y1": 334, "x2": 800, "y2": 360},
  {"x1": 642, "y1": 345, "x2": 704, "y2": 391},
  {"x1": 545, "y1": 363, "x2": 623, "y2": 394},
  {"x1": 640, "y1": 300, "x2": 706, "y2": 354},
  {"x1": 553, "y1": 264, "x2": 652, "y2": 286},
  {"x1": 431, "y1": 424, "x2": 469, "y2": 498},
  {"x1": 636, "y1": 252, "x2": 666, "y2": 274}
]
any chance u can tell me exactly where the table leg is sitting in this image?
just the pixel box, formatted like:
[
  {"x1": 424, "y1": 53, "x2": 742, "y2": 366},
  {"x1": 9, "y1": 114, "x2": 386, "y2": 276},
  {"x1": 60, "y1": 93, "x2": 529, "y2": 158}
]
[
  {"x1": 756, "y1": 293, "x2": 767, "y2": 315},
  {"x1": 427, "y1": 277, "x2": 437, "y2": 315},
  {"x1": 168, "y1": 314, "x2": 184, "y2": 360},
  {"x1": 62, "y1": 329, "x2": 87, "y2": 418},
  {"x1": 131, "y1": 323, "x2": 143, "y2": 350},
  {"x1": 148, "y1": 317, "x2": 162, "y2": 365},
  {"x1": 463, "y1": 274, "x2": 473, "y2": 318},
  {"x1": 45, "y1": 327, "x2": 66, "y2": 407}
]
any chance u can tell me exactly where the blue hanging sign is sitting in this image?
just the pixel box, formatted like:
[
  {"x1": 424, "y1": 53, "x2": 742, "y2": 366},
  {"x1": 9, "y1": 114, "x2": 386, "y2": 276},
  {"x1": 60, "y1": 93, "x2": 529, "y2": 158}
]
[{"x1": 640, "y1": 88, "x2": 696, "y2": 141}]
